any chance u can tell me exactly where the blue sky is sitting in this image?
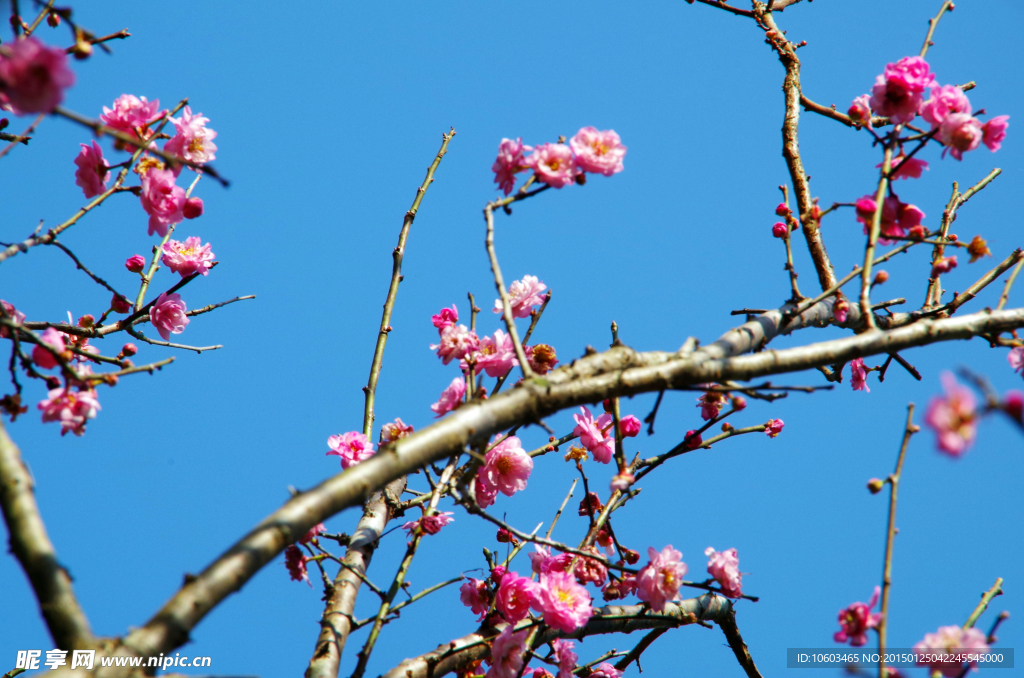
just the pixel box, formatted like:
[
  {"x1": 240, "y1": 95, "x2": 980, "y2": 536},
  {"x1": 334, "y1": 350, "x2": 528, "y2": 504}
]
[{"x1": 2, "y1": 1, "x2": 1022, "y2": 676}]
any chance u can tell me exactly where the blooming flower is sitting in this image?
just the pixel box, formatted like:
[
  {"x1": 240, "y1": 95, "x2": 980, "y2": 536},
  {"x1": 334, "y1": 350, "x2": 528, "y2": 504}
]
[
  {"x1": 705, "y1": 547, "x2": 742, "y2": 598},
  {"x1": 431, "y1": 304, "x2": 458, "y2": 332},
  {"x1": 496, "y1": 571, "x2": 539, "y2": 623},
  {"x1": 636, "y1": 546, "x2": 687, "y2": 612},
  {"x1": 939, "y1": 113, "x2": 984, "y2": 160},
  {"x1": 482, "y1": 435, "x2": 533, "y2": 497},
  {"x1": 487, "y1": 626, "x2": 529, "y2": 678},
  {"x1": 931, "y1": 255, "x2": 958, "y2": 278},
  {"x1": 982, "y1": 115, "x2": 1009, "y2": 152},
  {"x1": 913, "y1": 625, "x2": 989, "y2": 677},
  {"x1": 460, "y1": 577, "x2": 491, "y2": 619},
  {"x1": 551, "y1": 639, "x2": 578, "y2": 678},
  {"x1": 299, "y1": 523, "x2": 326, "y2": 545},
  {"x1": 149, "y1": 292, "x2": 189, "y2": 341},
  {"x1": 31, "y1": 328, "x2": 66, "y2": 370},
  {"x1": 525, "y1": 143, "x2": 576, "y2": 188},
  {"x1": 100, "y1": 94, "x2": 163, "y2": 138},
  {"x1": 697, "y1": 389, "x2": 726, "y2": 421},
  {"x1": 620, "y1": 414, "x2": 642, "y2": 437},
  {"x1": 920, "y1": 85, "x2": 972, "y2": 128},
  {"x1": 161, "y1": 237, "x2": 215, "y2": 277},
  {"x1": 834, "y1": 587, "x2": 882, "y2": 646},
  {"x1": 125, "y1": 254, "x2": 146, "y2": 273},
  {"x1": 572, "y1": 406, "x2": 614, "y2": 463},
  {"x1": 492, "y1": 137, "x2": 532, "y2": 195},
  {"x1": 469, "y1": 330, "x2": 517, "y2": 377},
  {"x1": 881, "y1": 155, "x2": 928, "y2": 181},
  {"x1": 536, "y1": 570, "x2": 593, "y2": 632},
  {"x1": 847, "y1": 94, "x2": 872, "y2": 127},
  {"x1": 569, "y1": 127, "x2": 626, "y2": 176},
  {"x1": 602, "y1": 575, "x2": 637, "y2": 601},
  {"x1": 402, "y1": 511, "x2": 454, "y2": 537},
  {"x1": 924, "y1": 372, "x2": 977, "y2": 456},
  {"x1": 431, "y1": 377, "x2": 466, "y2": 417},
  {"x1": 327, "y1": 431, "x2": 375, "y2": 469},
  {"x1": 164, "y1": 106, "x2": 218, "y2": 168},
  {"x1": 284, "y1": 544, "x2": 310, "y2": 585},
  {"x1": 573, "y1": 548, "x2": 608, "y2": 587},
  {"x1": 765, "y1": 419, "x2": 784, "y2": 438},
  {"x1": 855, "y1": 195, "x2": 924, "y2": 244},
  {"x1": 73, "y1": 141, "x2": 109, "y2": 198},
  {"x1": 495, "y1": 275, "x2": 547, "y2": 319},
  {"x1": 38, "y1": 387, "x2": 100, "y2": 436},
  {"x1": 474, "y1": 472, "x2": 498, "y2": 509},
  {"x1": 140, "y1": 168, "x2": 186, "y2": 237},
  {"x1": 1009, "y1": 346, "x2": 1024, "y2": 374},
  {"x1": 525, "y1": 344, "x2": 558, "y2": 375},
  {"x1": 590, "y1": 663, "x2": 623, "y2": 678},
  {"x1": 529, "y1": 545, "x2": 573, "y2": 576},
  {"x1": 868, "y1": 56, "x2": 935, "y2": 124},
  {"x1": 431, "y1": 324, "x2": 479, "y2": 364},
  {"x1": 0, "y1": 37, "x2": 75, "y2": 115},
  {"x1": 850, "y1": 358, "x2": 870, "y2": 393},
  {"x1": 381, "y1": 418, "x2": 414, "y2": 443}
]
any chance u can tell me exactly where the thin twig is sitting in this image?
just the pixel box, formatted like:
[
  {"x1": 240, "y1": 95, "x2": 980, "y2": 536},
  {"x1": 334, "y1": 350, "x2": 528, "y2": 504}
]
[{"x1": 484, "y1": 203, "x2": 533, "y2": 379}]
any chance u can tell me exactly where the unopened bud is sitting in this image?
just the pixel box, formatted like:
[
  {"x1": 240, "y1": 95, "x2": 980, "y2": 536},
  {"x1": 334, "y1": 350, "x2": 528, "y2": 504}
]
[
  {"x1": 602, "y1": 398, "x2": 613, "y2": 413},
  {"x1": 183, "y1": 197, "x2": 204, "y2": 219},
  {"x1": 947, "y1": 233, "x2": 958, "y2": 242},
  {"x1": 111, "y1": 293, "x2": 132, "y2": 314},
  {"x1": 121, "y1": 343, "x2": 138, "y2": 357},
  {"x1": 73, "y1": 40, "x2": 92, "y2": 60},
  {"x1": 775, "y1": 202, "x2": 790, "y2": 217},
  {"x1": 0, "y1": 118, "x2": 8, "y2": 131},
  {"x1": 45, "y1": 376, "x2": 61, "y2": 389},
  {"x1": 77, "y1": 314, "x2": 95, "y2": 328},
  {"x1": 772, "y1": 222, "x2": 788, "y2": 238},
  {"x1": 623, "y1": 549, "x2": 640, "y2": 565},
  {"x1": 732, "y1": 395, "x2": 747, "y2": 411},
  {"x1": 873, "y1": 270, "x2": 889, "y2": 285},
  {"x1": 908, "y1": 225, "x2": 927, "y2": 240},
  {"x1": 867, "y1": 478, "x2": 885, "y2": 494},
  {"x1": 574, "y1": 172, "x2": 587, "y2": 185},
  {"x1": 721, "y1": 422, "x2": 734, "y2": 432},
  {"x1": 47, "y1": 11, "x2": 61, "y2": 27},
  {"x1": 125, "y1": 254, "x2": 146, "y2": 273}
]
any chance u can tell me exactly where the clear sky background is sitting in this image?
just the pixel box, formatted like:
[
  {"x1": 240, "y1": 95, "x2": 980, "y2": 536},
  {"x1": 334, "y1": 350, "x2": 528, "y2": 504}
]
[{"x1": 2, "y1": 1, "x2": 1022, "y2": 676}]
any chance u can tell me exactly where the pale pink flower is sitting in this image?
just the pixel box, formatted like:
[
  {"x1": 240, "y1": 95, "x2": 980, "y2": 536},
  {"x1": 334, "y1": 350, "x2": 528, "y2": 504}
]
[
  {"x1": 460, "y1": 577, "x2": 491, "y2": 619},
  {"x1": 0, "y1": 300, "x2": 25, "y2": 338},
  {"x1": 868, "y1": 56, "x2": 935, "y2": 124},
  {"x1": 772, "y1": 222, "x2": 788, "y2": 238},
  {"x1": 610, "y1": 472, "x2": 635, "y2": 492},
  {"x1": 496, "y1": 571, "x2": 539, "y2": 623},
  {"x1": 536, "y1": 570, "x2": 593, "y2": 633},
  {"x1": 765, "y1": 419, "x2": 784, "y2": 438},
  {"x1": 913, "y1": 625, "x2": 989, "y2": 677},
  {"x1": 431, "y1": 377, "x2": 466, "y2": 418},
  {"x1": 620, "y1": 414, "x2": 641, "y2": 437},
  {"x1": 402, "y1": 511, "x2": 454, "y2": 537},
  {"x1": 920, "y1": 85, "x2": 972, "y2": 128},
  {"x1": 939, "y1": 113, "x2": 983, "y2": 160},
  {"x1": 855, "y1": 195, "x2": 924, "y2": 244},
  {"x1": 284, "y1": 544, "x2": 310, "y2": 585},
  {"x1": 590, "y1": 663, "x2": 623, "y2": 678},
  {"x1": 834, "y1": 587, "x2": 882, "y2": 646},
  {"x1": 525, "y1": 344, "x2": 558, "y2": 375},
  {"x1": 161, "y1": 237, "x2": 215, "y2": 277},
  {"x1": 299, "y1": 523, "x2": 326, "y2": 545},
  {"x1": 431, "y1": 324, "x2": 479, "y2": 364},
  {"x1": 474, "y1": 472, "x2": 498, "y2": 509},
  {"x1": 380, "y1": 418, "x2": 414, "y2": 443},
  {"x1": 0, "y1": 37, "x2": 75, "y2": 115},
  {"x1": 495, "y1": 275, "x2": 547, "y2": 319},
  {"x1": 431, "y1": 304, "x2": 458, "y2": 332},
  {"x1": 149, "y1": 292, "x2": 189, "y2": 341},
  {"x1": 164, "y1": 106, "x2": 218, "y2": 169},
  {"x1": 483, "y1": 436, "x2": 533, "y2": 497},
  {"x1": 525, "y1": 143, "x2": 576, "y2": 188},
  {"x1": 100, "y1": 94, "x2": 163, "y2": 138},
  {"x1": 326, "y1": 431, "x2": 375, "y2": 469},
  {"x1": 931, "y1": 255, "x2": 958, "y2": 278},
  {"x1": 636, "y1": 545, "x2": 687, "y2": 612},
  {"x1": 125, "y1": 254, "x2": 146, "y2": 273},
  {"x1": 881, "y1": 155, "x2": 928, "y2": 180},
  {"x1": 492, "y1": 137, "x2": 532, "y2": 195},
  {"x1": 847, "y1": 94, "x2": 872, "y2": 128},
  {"x1": 469, "y1": 330, "x2": 517, "y2": 377},
  {"x1": 850, "y1": 358, "x2": 870, "y2": 393},
  {"x1": 982, "y1": 115, "x2": 1009, "y2": 152},
  {"x1": 38, "y1": 387, "x2": 100, "y2": 436},
  {"x1": 140, "y1": 168, "x2": 186, "y2": 237},
  {"x1": 925, "y1": 372, "x2": 977, "y2": 456},
  {"x1": 487, "y1": 626, "x2": 529, "y2": 678},
  {"x1": 569, "y1": 127, "x2": 626, "y2": 176},
  {"x1": 551, "y1": 639, "x2": 577, "y2": 678},
  {"x1": 31, "y1": 328, "x2": 66, "y2": 370},
  {"x1": 705, "y1": 547, "x2": 742, "y2": 598},
  {"x1": 529, "y1": 545, "x2": 572, "y2": 576},
  {"x1": 697, "y1": 389, "x2": 726, "y2": 421},
  {"x1": 74, "y1": 141, "x2": 109, "y2": 198},
  {"x1": 572, "y1": 406, "x2": 614, "y2": 463},
  {"x1": 573, "y1": 548, "x2": 608, "y2": 587},
  {"x1": 1008, "y1": 346, "x2": 1024, "y2": 374}
]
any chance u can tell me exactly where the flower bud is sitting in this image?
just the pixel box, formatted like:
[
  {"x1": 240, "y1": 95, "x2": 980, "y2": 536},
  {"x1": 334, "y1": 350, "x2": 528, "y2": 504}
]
[
  {"x1": 1003, "y1": 391, "x2": 1024, "y2": 423},
  {"x1": 619, "y1": 414, "x2": 641, "y2": 438},
  {"x1": 602, "y1": 398, "x2": 613, "y2": 413},
  {"x1": 47, "y1": 11, "x2": 61, "y2": 27},
  {"x1": 772, "y1": 222, "x2": 788, "y2": 238},
  {"x1": 622, "y1": 549, "x2": 640, "y2": 565},
  {"x1": 908, "y1": 225, "x2": 927, "y2": 240},
  {"x1": 183, "y1": 197, "x2": 204, "y2": 219},
  {"x1": 867, "y1": 478, "x2": 886, "y2": 494},
  {"x1": 0, "y1": 118, "x2": 8, "y2": 131},
  {"x1": 76, "y1": 314, "x2": 95, "y2": 328},
  {"x1": 45, "y1": 376, "x2": 61, "y2": 389},
  {"x1": 496, "y1": 528, "x2": 515, "y2": 544},
  {"x1": 125, "y1": 254, "x2": 146, "y2": 273},
  {"x1": 873, "y1": 270, "x2": 889, "y2": 285},
  {"x1": 775, "y1": 202, "x2": 790, "y2": 217},
  {"x1": 111, "y1": 293, "x2": 132, "y2": 314},
  {"x1": 578, "y1": 492, "x2": 603, "y2": 517},
  {"x1": 732, "y1": 395, "x2": 747, "y2": 411},
  {"x1": 610, "y1": 472, "x2": 635, "y2": 492},
  {"x1": 721, "y1": 422, "x2": 734, "y2": 432},
  {"x1": 120, "y1": 343, "x2": 138, "y2": 357}
]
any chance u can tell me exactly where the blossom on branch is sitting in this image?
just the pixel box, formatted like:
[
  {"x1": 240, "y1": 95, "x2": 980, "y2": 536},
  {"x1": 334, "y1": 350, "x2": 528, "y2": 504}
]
[
  {"x1": 494, "y1": 275, "x2": 547, "y2": 319},
  {"x1": 467, "y1": 329, "x2": 516, "y2": 377},
  {"x1": 854, "y1": 195, "x2": 924, "y2": 244},
  {"x1": 496, "y1": 571, "x2": 538, "y2": 623},
  {"x1": 930, "y1": 255, "x2": 957, "y2": 279},
  {"x1": 572, "y1": 406, "x2": 614, "y2": 463},
  {"x1": 850, "y1": 358, "x2": 870, "y2": 393},
  {"x1": 847, "y1": 94, "x2": 872, "y2": 128},
  {"x1": 380, "y1": 418, "x2": 414, "y2": 443},
  {"x1": 536, "y1": 569, "x2": 593, "y2": 632},
  {"x1": 525, "y1": 343, "x2": 558, "y2": 375},
  {"x1": 298, "y1": 523, "x2": 326, "y2": 545},
  {"x1": 525, "y1": 143, "x2": 577, "y2": 188},
  {"x1": 149, "y1": 292, "x2": 189, "y2": 341},
  {"x1": 487, "y1": 626, "x2": 529, "y2": 678},
  {"x1": 74, "y1": 141, "x2": 109, "y2": 198},
  {"x1": 1009, "y1": 346, "x2": 1024, "y2": 375},
  {"x1": 164, "y1": 106, "x2": 218, "y2": 169},
  {"x1": 431, "y1": 304, "x2": 458, "y2": 332},
  {"x1": 636, "y1": 545, "x2": 687, "y2": 612},
  {"x1": 697, "y1": 388, "x2": 726, "y2": 421},
  {"x1": 920, "y1": 85, "x2": 971, "y2": 128},
  {"x1": 590, "y1": 664, "x2": 623, "y2": 678},
  {"x1": 0, "y1": 37, "x2": 75, "y2": 115},
  {"x1": 569, "y1": 127, "x2": 626, "y2": 176},
  {"x1": 101, "y1": 94, "x2": 164, "y2": 139},
  {"x1": 162, "y1": 237, "x2": 215, "y2": 277},
  {"x1": 868, "y1": 56, "x2": 935, "y2": 124},
  {"x1": 326, "y1": 431, "x2": 375, "y2": 469},
  {"x1": 913, "y1": 625, "x2": 989, "y2": 677},
  {"x1": 982, "y1": 115, "x2": 1010, "y2": 152},
  {"x1": 619, "y1": 414, "x2": 642, "y2": 437},
  {"x1": 431, "y1": 377, "x2": 466, "y2": 418},
  {"x1": 765, "y1": 419, "x2": 784, "y2": 438},
  {"x1": 551, "y1": 638, "x2": 577, "y2": 678},
  {"x1": 284, "y1": 544, "x2": 310, "y2": 586},
  {"x1": 31, "y1": 328, "x2": 67, "y2": 370},
  {"x1": 705, "y1": 547, "x2": 743, "y2": 598},
  {"x1": 459, "y1": 577, "x2": 490, "y2": 619},
  {"x1": 140, "y1": 168, "x2": 187, "y2": 236},
  {"x1": 924, "y1": 373, "x2": 977, "y2": 456},
  {"x1": 492, "y1": 137, "x2": 532, "y2": 195},
  {"x1": 38, "y1": 387, "x2": 100, "y2": 436},
  {"x1": 125, "y1": 254, "x2": 146, "y2": 273},
  {"x1": 482, "y1": 435, "x2": 533, "y2": 497},
  {"x1": 881, "y1": 155, "x2": 928, "y2": 181},
  {"x1": 938, "y1": 113, "x2": 983, "y2": 160},
  {"x1": 431, "y1": 324, "x2": 479, "y2": 364},
  {"x1": 833, "y1": 586, "x2": 882, "y2": 646},
  {"x1": 529, "y1": 545, "x2": 572, "y2": 576},
  {"x1": 402, "y1": 511, "x2": 454, "y2": 538}
]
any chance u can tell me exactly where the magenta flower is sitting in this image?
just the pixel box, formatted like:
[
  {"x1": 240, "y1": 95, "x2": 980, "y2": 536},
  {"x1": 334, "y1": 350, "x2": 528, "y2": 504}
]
[
  {"x1": 850, "y1": 358, "x2": 870, "y2": 393},
  {"x1": 431, "y1": 304, "x2": 458, "y2": 332},
  {"x1": 705, "y1": 547, "x2": 743, "y2": 598},
  {"x1": 496, "y1": 571, "x2": 539, "y2": 623},
  {"x1": 920, "y1": 85, "x2": 972, "y2": 128},
  {"x1": 494, "y1": 275, "x2": 547, "y2": 319},
  {"x1": 482, "y1": 435, "x2": 533, "y2": 497},
  {"x1": 868, "y1": 56, "x2": 935, "y2": 124},
  {"x1": 431, "y1": 377, "x2": 466, "y2": 418},
  {"x1": 38, "y1": 387, "x2": 100, "y2": 436},
  {"x1": 573, "y1": 548, "x2": 608, "y2": 587},
  {"x1": 1008, "y1": 346, "x2": 1024, "y2": 374},
  {"x1": 299, "y1": 523, "x2": 326, "y2": 545},
  {"x1": 327, "y1": 431, "x2": 375, "y2": 469},
  {"x1": 1002, "y1": 390, "x2": 1023, "y2": 423},
  {"x1": 913, "y1": 625, "x2": 989, "y2": 677},
  {"x1": 697, "y1": 389, "x2": 726, "y2": 421},
  {"x1": 140, "y1": 168, "x2": 186, "y2": 237},
  {"x1": 125, "y1": 254, "x2": 146, "y2": 273},
  {"x1": 525, "y1": 344, "x2": 558, "y2": 375},
  {"x1": 636, "y1": 545, "x2": 687, "y2": 612},
  {"x1": 487, "y1": 626, "x2": 529, "y2": 678},
  {"x1": 939, "y1": 113, "x2": 984, "y2": 160},
  {"x1": 536, "y1": 570, "x2": 593, "y2": 633},
  {"x1": 0, "y1": 37, "x2": 75, "y2": 115},
  {"x1": 529, "y1": 545, "x2": 572, "y2": 576},
  {"x1": 551, "y1": 639, "x2": 577, "y2": 678},
  {"x1": 161, "y1": 237, "x2": 215, "y2": 277},
  {"x1": 772, "y1": 222, "x2": 788, "y2": 238},
  {"x1": 572, "y1": 406, "x2": 614, "y2": 463},
  {"x1": 925, "y1": 372, "x2": 977, "y2": 456},
  {"x1": 833, "y1": 297, "x2": 849, "y2": 324},
  {"x1": 982, "y1": 115, "x2": 1009, "y2": 152},
  {"x1": 765, "y1": 419, "x2": 784, "y2": 438},
  {"x1": 525, "y1": 143, "x2": 577, "y2": 188},
  {"x1": 881, "y1": 155, "x2": 928, "y2": 180},
  {"x1": 931, "y1": 255, "x2": 958, "y2": 279},
  {"x1": 569, "y1": 127, "x2": 626, "y2": 176},
  {"x1": 431, "y1": 324, "x2": 479, "y2": 365},
  {"x1": 111, "y1": 293, "x2": 132, "y2": 314},
  {"x1": 470, "y1": 329, "x2": 517, "y2": 377},
  {"x1": 284, "y1": 544, "x2": 310, "y2": 586},
  {"x1": 73, "y1": 141, "x2": 109, "y2": 198},
  {"x1": 834, "y1": 587, "x2": 882, "y2": 646},
  {"x1": 183, "y1": 197, "x2": 204, "y2": 219},
  {"x1": 460, "y1": 577, "x2": 491, "y2": 620},
  {"x1": 473, "y1": 472, "x2": 499, "y2": 509},
  {"x1": 149, "y1": 292, "x2": 189, "y2": 341},
  {"x1": 402, "y1": 511, "x2": 454, "y2": 537},
  {"x1": 492, "y1": 137, "x2": 532, "y2": 195},
  {"x1": 590, "y1": 664, "x2": 623, "y2": 678},
  {"x1": 164, "y1": 106, "x2": 218, "y2": 168},
  {"x1": 683, "y1": 429, "x2": 703, "y2": 449},
  {"x1": 101, "y1": 94, "x2": 164, "y2": 138},
  {"x1": 380, "y1": 418, "x2": 414, "y2": 443},
  {"x1": 31, "y1": 328, "x2": 67, "y2": 370},
  {"x1": 847, "y1": 94, "x2": 872, "y2": 128},
  {"x1": 855, "y1": 195, "x2": 924, "y2": 244},
  {"x1": 619, "y1": 414, "x2": 642, "y2": 438}
]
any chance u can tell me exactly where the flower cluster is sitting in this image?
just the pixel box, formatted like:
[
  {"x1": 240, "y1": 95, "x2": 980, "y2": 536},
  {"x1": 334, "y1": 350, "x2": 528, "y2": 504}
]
[{"x1": 492, "y1": 127, "x2": 626, "y2": 195}]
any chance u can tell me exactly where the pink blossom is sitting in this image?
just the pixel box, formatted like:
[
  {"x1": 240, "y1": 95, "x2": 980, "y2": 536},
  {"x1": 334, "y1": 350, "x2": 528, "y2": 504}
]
[
  {"x1": 529, "y1": 545, "x2": 572, "y2": 576},
  {"x1": 705, "y1": 547, "x2": 743, "y2": 598},
  {"x1": 473, "y1": 472, "x2": 498, "y2": 509},
  {"x1": 765, "y1": 419, "x2": 784, "y2": 438},
  {"x1": 868, "y1": 56, "x2": 935, "y2": 124},
  {"x1": 431, "y1": 324, "x2": 479, "y2": 365},
  {"x1": 111, "y1": 293, "x2": 132, "y2": 314},
  {"x1": 939, "y1": 113, "x2": 983, "y2": 160},
  {"x1": 920, "y1": 85, "x2": 972, "y2": 128},
  {"x1": 492, "y1": 137, "x2": 532, "y2": 195},
  {"x1": 380, "y1": 418, "x2": 414, "y2": 443},
  {"x1": 402, "y1": 511, "x2": 454, "y2": 537},
  {"x1": 100, "y1": 94, "x2": 163, "y2": 138},
  {"x1": 525, "y1": 344, "x2": 558, "y2": 375},
  {"x1": 924, "y1": 372, "x2": 977, "y2": 456},
  {"x1": 140, "y1": 168, "x2": 186, "y2": 237},
  {"x1": 772, "y1": 222, "x2": 788, "y2": 238},
  {"x1": 299, "y1": 523, "x2": 326, "y2": 545},
  {"x1": 469, "y1": 330, "x2": 517, "y2": 377},
  {"x1": 683, "y1": 429, "x2": 703, "y2": 449},
  {"x1": 496, "y1": 571, "x2": 539, "y2": 623},
  {"x1": 529, "y1": 669, "x2": 554, "y2": 678},
  {"x1": 834, "y1": 587, "x2": 882, "y2": 646},
  {"x1": 636, "y1": 546, "x2": 687, "y2": 612},
  {"x1": 38, "y1": 387, "x2": 100, "y2": 436},
  {"x1": 459, "y1": 577, "x2": 491, "y2": 619},
  {"x1": 125, "y1": 255, "x2": 146, "y2": 273},
  {"x1": 697, "y1": 389, "x2": 726, "y2": 421},
  {"x1": 487, "y1": 626, "x2": 529, "y2": 678},
  {"x1": 0, "y1": 300, "x2": 25, "y2": 338},
  {"x1": 913, "y1": 625, "x2": 989, "y2": 677},
  {"x1": 74, "y1": 141, "x2": 109, "y2": 198},
  {"x1": 850, "y1": 358, "x2": 870, "y2": 393},
  {"x1": 847, "y1": 94, "x2": 872, "y2": 128},
  {"x1": 619, "y1": 414, "x2": 641, "y2": 437},
  {"x1": 183, "y1": 197, "x2": 204, "y2": 219},
  {"x1": 495, "y1": 275, "x2": 547, "y2": 319},
  {"x1": 31, "y1": 328, "x2": 66, "y2": 370},
  {"x1": 483, "y1": 435, "x2": 533, "y2": 497},
  {"x1": 855, "y1": 195, "x2": 924, "y2": 244},
  {"x1": 982, "y1": 115, "x2": 1009, "y2": 152},
  {"x1": 590, "y1": 663, "x2": 623, "y2": 678},
  {"x1": 602, "y1": 575, "x2": 637, "y2": 601},
  {"x1": 284, "y1": 544, "x2": 310, "y2": 585},
  {"x1": 551, "y1": 639, "x2": 577, "y2": 678},
  {"x1": 931, "y1": 255, "x2": 958, "y2": 279},
  {"x1": 833, "y1": 297, "x2": 849, "y2": 324},
  {"x1": 149, "y1": 292, "x2": 189, "y2": 341},
  {"x1": 431, "y1": 304, "x2": 458, "y2": 332},
  {"x1": 1008, "y1": 346, "x2": 1024, "y2": 374},
  {"x1": 569, "y1": 127, "x2": 626, "y2": 176},
  {"x1": 610, "y1": 472, "x2": 635, "y2": 492},
  {"x1": 326, "y1": 431, "x2": 375, "y2": 469},
  {"x1": 881, "y1": 155, "x2": 928, "y2": 180},
  {"x1": 525, "y1": 143, "x2": 576, "y2": 188},
  {"x1": 573, "y1": 548, "x2": 608, "y2": 586},
  {"x1": 572, "y1": 406, "x2": 614, "y2": 463},
  {"x1": 0, "y1": 37, "x2": 75, "y2": 115},
  {"x1": 161, "y1": 237, "x2": 215, "y2": 278},
  {"x1": 536, "y1": 570, "x2": 593, "y2": 633},
  {"x1": 164, "y1": 106, "x2": 218, "y2": 168},
  {"x1": 431, "y1": 377, "x2": 466, "y2": 418},
  {"x1": 1002, "y1": 390, "x2": 1023, "y2": 423}
]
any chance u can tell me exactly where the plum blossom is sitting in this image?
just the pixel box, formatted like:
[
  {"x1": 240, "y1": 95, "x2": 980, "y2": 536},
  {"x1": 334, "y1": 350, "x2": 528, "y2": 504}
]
[
  {"x1": 683, "y1": 429, "x2": 703, "y2": 449},
  {"x1": 967, "y1": 235, "x2": 991, "y2": 263},
  {"x1": 610, "y1": 472, "x2": 635, "y2": 492},
  {"x1": 431, "y1": 324, "x2": 479, "y2": 364},
  {"x1": 620, "y1": 414, "x2": 642, "y2": 437},
  {"x1": 536, "y1": 570, "x2": 593, "y2": 633},
  {"x1": 772, "y1": 222, "x2": 788, "y2": 238},
  {"x1": 74, "y1": 141, "x2": 109, "y2": 198},
  {"x1": 495, "y1": 275, "x2": 547, "y2": 319},
  {"x1": 402, "y1": 512, "x2": 454, "y2": 537},
  {"x1": 487, "y1": 626, "x2": 529, "y2": 678},
  {"x1": 525, "y1": 344, "x2": 558, "y2": 375},
  {"x1": 529, "y1": 545, "x2": 572, "y2": 575},
  {"x1": 31, "y1": 328, "x2": 67, "y2": 370},
  {"x1": 569, "y1": 127, "x2": 626, "y2": 176},
  {"x1": 327, "y1": 431, "x2": 375, "y2": 469},
  {"x1": 601, "y1": 575, "x2": 637, "y2": 601},
  {"x1": 697, "y1": 389, "x2": 726, "y2": 421},
  {"x1": 850, "y1": 358, "x2": 870, "y2": 393},
  {"x1": 496, "y1": 571, "x2": 539, "y2": 623},
  {"x1": 705, "y1": 547, "x2": 743, "y2": 598},
  {"x1": 473, "y1": 472, "x2": 498, "y2": 509},
  {"x1": 431, "y1": 304, "x2": 458, "y2": 331},
  {"x1": 482, "y1": 435, "x2": 533, "y2": 497},
  {"x1": 0, "y1": 300, "x2": 25, "y2": 339},
  {"x1": 38, "y1": 387, "x2": 100, "y2": 436},
  {"x1": 431, "y1": 377, "x2": 466, "y2": 417},
  {"x1": 931, "y1": 255, "x2": 958, "y2": 279},
  {"x1": 855, "y1": 195, "x2": 924, "y2": 244},
  {"x1": 924, "y1": 372, "x2": 977, "y2": 456},
  {"x1": 982, "y1": 115, "x2": 1009, "y2": 152},
  {"x1": 636, "y1": 546, "x2": 687, "y2": 612},
  {"x1": 299, "y1": 523, "x2": 326, "y2": 545},
  {"x1": 765, "y1": 419, "x2": 784, "y2": 438},
  {"x1": 161, "y1": 237, "x2": 215, "y2": 277},
  {"x1": 125, "y1": 255, "x2": 146, "y2": 273},
  {"x1": 492, "y1": 137, "x2": 531, "y2": 195},
  {"x1": 525, "y1": 143, "x2": 576, "y2": 188},
  {"x1": 881, "y1": 155, "x2": 928, "y2": 180},
  {"x1": 572, "y1": 406, "x2": 614, "y2": 463},
  {"x1": 468, "y1": 330, "x2": 516, "y2": 377},
  {"x1": 380, "y1": 418, "x2": 414, "y2": 443},
  {"x1": 1009, "y1": 346, "x2": 1024, "y2": 375},
  {"x1": 589, "y1": 664, "x2": 623, "y2": 678},
  {"x1": 847, "y1": 94, "x2": 872, "y2": 127},
  {"x1": 100, "y1": 94, "x2": 163, "y2": 138},
  {"x1": 111, "y1": 294, "x2": 132, "y2": 314},
  {"x1": 834, "y1": 587, "x2": 882, "y2": 646},
  {"x1": 868, "y1": 56, "x2": 935, "y2": 124},
  {"x1": 939, "y1": 113, "x2": 984, "y2": 160},
  {"x1": 149, "y1": 292, "x2": 189, "y2": 341},
  {"x1": 551, "y1": 639, "x2": 577, "y2": 678},
  {"x1": 573, "y1": 548, "x2": 608, "y2": 586},
  {"x1": 920, "y1": 85, "x2": 972, "y2": 128},
  {"x1": 913, "y1": 625, "x2": 989, "y2": 677},
  {"x1": 459, "y1": 578, "x2": 490, "y2": 619},
  {"x1": 0, "y1": 37, "x2": 75, "y2": 115},
  {"x1": 140, "y1": 168, "x2": 186, "y2": 236},
  {"x1": 183, "y1": 197, "x2": 204, "y2": 219},
  {"x1": 164, "y1": 106, "x2": 218, "y2": 168},
  {"x1": 284, "y1": 544, "x2": 310, "y2": 585}
]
